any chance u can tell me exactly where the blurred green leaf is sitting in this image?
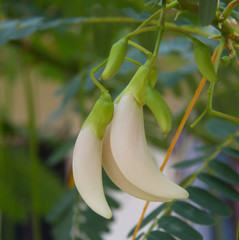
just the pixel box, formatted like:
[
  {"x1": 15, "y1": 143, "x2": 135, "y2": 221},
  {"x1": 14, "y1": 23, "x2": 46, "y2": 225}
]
[
  {"x1": 158, "y1": 216, "x2": 203, "y2": 240},
  {"x1": 35, "y1": 163, "x2": 65, "y2": 216},
  {"x1": 0, "y1": 181, "x2": 27, "y2": 221},
  {"x1": 0, "y1": 24, "x2": 18, "y2": 46},
  {"x1": 198, "y1": 173, "x2": 239, "y2": 201},
  {"x1": 222, "y1": 147, "x2": 239, "y2": 159},
  {"x1": 10, "y1": 17, "x2": 43, "y2": 39},
  {"x1": 187, "y1": 186, "x2": 232, "y2": 216},
  {"x1": 199, "y1": 0, "x2": 217, "y2": 26},
  {"x1": 209, "y1": 160, "x2": 239, "y2": 186},
  {"x1": 148, "y1": 231, "x2": 176, "y2": 240},
  {"x1": 47, "y1": 189, "x2": 76, "y2": 222},
  {"x1": 172, "y1": 156, "x2": 205, "y2": 169},
  {"x1": 128, "y1": 203, "x2": 166, "y2": 237},
  {"x1": 47, "y1": 138, "x2": 75, "y2": 166},
  {"x1": 205, "y1": 119, "x2": 237, "y2": 139},
  {"x1": 171, "y1": 201, "x2": 216, "y2": 225}
]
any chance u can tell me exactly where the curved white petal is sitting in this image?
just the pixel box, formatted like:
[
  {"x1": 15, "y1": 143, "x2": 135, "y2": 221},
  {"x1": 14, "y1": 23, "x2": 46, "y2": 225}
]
[
  {"x1": 110, "y1": 94, "x2": 189, "y2": 200},
  {"x1": 73, "y1": 126, "x2": 112, "y2": 219},
  {"x1": 103, "y1": 121, "x2": 172, "y2": 202}
]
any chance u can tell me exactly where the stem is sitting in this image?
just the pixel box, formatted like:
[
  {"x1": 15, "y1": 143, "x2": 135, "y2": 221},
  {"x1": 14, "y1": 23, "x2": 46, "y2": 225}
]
[
  {"x1": 22, "y1": 69, "x2": 42, "y2": 240},
  {"x1": 209, "y1": 110, "x2": 239, "y2": 123},
  {"x1": 165, "y1": 28, "x2": 197, "y2": 41},
  {"x1": 190, "y1": 108, "x2": 207, "y2": 128},
  {"x1": 132, "y1": 201, "x2": 150, "y2": 240},
  {"x1": 214, "y1": 37, "x2": 226, "y2": 73},
  {"x1": 127, "y1": 26, "x2": 160, "y2": 39},
  {"x1": 147, "y1": 0, "x2": 167, "y2": 85},
  {"x1": 125, "y1": 57, "x2": 142, "y2": 66},
  {"x1": 91, "y1": 59, "x2": 108, "y2": 92},
  {"x1": 128, "y1": 40, "x2": 152, "y2": 56},
  {"x1": 132, "y1": 47, "x2": 219, "y2": 240},
  {"x1": 222, "y1": 0, "x2": 239, "y2": 21},
  {"x1": 134, "y1": 0, "x2": 179, "y2": 31}
]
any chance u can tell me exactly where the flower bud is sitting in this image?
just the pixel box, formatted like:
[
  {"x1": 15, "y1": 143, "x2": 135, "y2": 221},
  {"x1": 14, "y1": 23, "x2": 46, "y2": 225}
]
[
  {"x1": 193, "y1": 39, "x2": 218, "y2": 82},
  {"x1": 145, "y1": 86, "x2": 172, "y2": 134},
  {"x1": 221, "y1": 56, "x2": 231, "y2": 67},
  {"x1": 101, "y1": 37, "x2": 128, "y2": 80}
]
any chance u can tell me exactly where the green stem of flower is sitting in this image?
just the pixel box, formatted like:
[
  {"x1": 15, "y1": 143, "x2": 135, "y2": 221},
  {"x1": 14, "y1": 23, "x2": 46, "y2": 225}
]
[
  {"x1": 190, "y1": 108, "x2": 208, "y2": 128},
  {"x1": 146, "y1": 0, "x2": 167, "y2": 82},
  {"x1": 134, "y1": 0, "x2": 179, "y2": 31},
  {"x1": 22, "y1": 69, "x2": 42, "y2": 240},
  {"x1": 209, "y1": 110, "x2": 239, "y2": 123},
  {"x1": 125, "y1": 57, "x2": 142, "y2": 66},
  {"x1": 128, "y1": 26, "x2": 160, "y2": 39},
  {"x1": 91, "y1": 59, "x2": 108, "y2": 93},
  {"x1": 128, "y1": 40, "x2": 152, "y2": 56}
]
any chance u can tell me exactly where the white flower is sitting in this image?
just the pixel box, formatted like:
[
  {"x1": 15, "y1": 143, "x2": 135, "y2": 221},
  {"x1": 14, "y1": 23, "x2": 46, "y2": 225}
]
[
  {"x1": 110, "y1": 94, "x2": 189, "y2": 200},
  {"x1": 102, "y1": 107, "x2": 173, "y2": 202},
  {"x1": 72, "y1": 126, "x2": 112, "y2": 219}
]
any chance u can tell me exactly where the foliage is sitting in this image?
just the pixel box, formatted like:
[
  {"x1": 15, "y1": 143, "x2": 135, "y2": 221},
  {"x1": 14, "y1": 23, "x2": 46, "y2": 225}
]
[{"x1": 0, "y1": 0, "x2": 239, "y2": 240}]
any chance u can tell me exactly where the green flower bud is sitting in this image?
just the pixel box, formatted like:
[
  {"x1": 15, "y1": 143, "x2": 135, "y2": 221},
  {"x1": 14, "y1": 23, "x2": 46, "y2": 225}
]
[
  {"x1": 83, "y1": 92, "x2": 114, "y2": 139},
  {"x1": 101, "y1": 37, "x2": 128, "y2": 80},
  {"x1": 145, "y1": 86, "x2": 172, "y2": 134},
  {"x1": 193, "y1": 39, "x2": 218, "y2": 82},
  {"x1": 221, "y1": 56, "x2": 231, "y2": 67}
]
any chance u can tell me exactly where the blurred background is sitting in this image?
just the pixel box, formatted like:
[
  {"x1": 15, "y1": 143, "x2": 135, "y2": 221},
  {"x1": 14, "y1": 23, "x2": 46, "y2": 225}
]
[{"x1": 0, "y1": 0, "x2": 239, "y2": 239}]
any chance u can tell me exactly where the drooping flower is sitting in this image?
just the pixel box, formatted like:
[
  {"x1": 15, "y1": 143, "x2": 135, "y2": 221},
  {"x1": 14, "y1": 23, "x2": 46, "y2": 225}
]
[
  {"x1": 73, "y1": 126, "x2": 112, "y2": 219},
  {"x1": 102, "y1": 107, "x2": 173, "y2": 202},
  {"x1": 110, "y1": 94, "x2": 189, "y2": 200},
  {"x1": 72, "y1": 92, "x2": 114, "y2": 219}
]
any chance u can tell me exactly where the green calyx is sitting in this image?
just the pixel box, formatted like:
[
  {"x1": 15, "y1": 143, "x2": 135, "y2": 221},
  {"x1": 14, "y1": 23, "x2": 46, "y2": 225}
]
[
  {"x1": 114, "y1": 58, "x2": 155, "y2": 105},
  {"x1": 82, "y1": 91, "x2": 114, "y2": 139},
  {"x1": 193, "y1": 39, "x2": 218, "y2": 83},
  {"x1": 101, "y1": 37, "x2": 128, "y2": 80},
  {"x1": 149, "y1": 67, "x2": 158, "y2": 87},
  {"x1": 145, "y1": 85, "x2": 172, "y2": 134}
]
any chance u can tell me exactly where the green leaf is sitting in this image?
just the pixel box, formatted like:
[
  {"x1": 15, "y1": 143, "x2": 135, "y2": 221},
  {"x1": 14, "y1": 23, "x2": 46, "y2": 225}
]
[
  {"x1": 128, "y1": 203, "x2": 166, "y2": 237},
  {"x1": 198, "y1": 173, "x2": 239, "y2": 201},
  {"x1": 36, "y1": 163, "x2": 65, "y2": 216},
  {"x1": 199, "y1": 0, "x2": 217, "y2": 26},
  {"x1": 60, "y1": 73, "x2": 82, "y2": 108},
  {"x1": 158, "y1": 216, "x2": 203, "y2": 240},
  {"x1": 0, "y1": 181, "x2": 27, "y2": 221},
  {"x1": 222, "y1": 147, "x2": 239, "y2": 159},
  {"x1": 171, "y1": 201, "x2": 216, "y2": 225},
  {"x1": 10, "y1": 17, "x2": 43, "y2": 40},
  {"x1": 172, "y1": 156, "x2": 205, "y2": 169},
  {"x1": 209, "y1": 160, "x2": 239, "y2": 186},
  {"x1": 0, "y1": 23, "x2": 18, "y2": 46},
  {"x1": 187, "y1": 186, "x2": 232, "y2": 217},
  {"x1": 46, "y1": 189, "x2": 76, "y2": 222},
  {"x1": 205, "y1": 119, "x2": 237, "y2": 139},
  {"x1": 148, "y1": 231, "x2": 176, "y2": 240},
  {"x1": 47, "y1": 138, "x2": 75, "y2": 166}
]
